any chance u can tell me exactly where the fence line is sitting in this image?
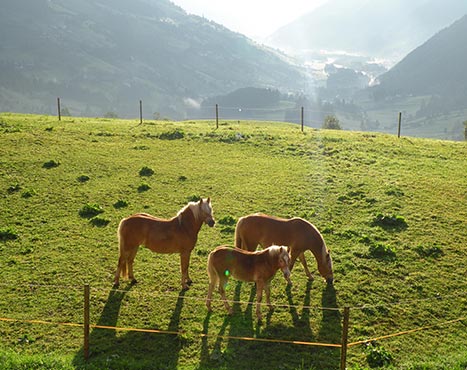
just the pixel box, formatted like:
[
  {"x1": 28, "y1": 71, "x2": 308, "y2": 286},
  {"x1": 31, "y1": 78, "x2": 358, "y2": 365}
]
[
  {"x1": 2, "y1": 281, "x2": 465, "y2": 312},
  {"x1": 347, "y1": 316, "x2": 467, "y2": 347},
  {"x1": 1, "y1": 281, "x2": 467, "y2": 369},
  {"x1": 1, "y1": 312, "x2": 466, "y2": 356},
  {"x1": 0, "y1": 315, "x2": 342, "y2": 348}
]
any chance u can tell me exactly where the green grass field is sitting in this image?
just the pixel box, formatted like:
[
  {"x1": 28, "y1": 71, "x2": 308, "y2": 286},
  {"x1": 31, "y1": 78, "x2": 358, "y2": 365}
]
[{"x1": 1, "y1": 113, "x2": 467, "y2": 369}]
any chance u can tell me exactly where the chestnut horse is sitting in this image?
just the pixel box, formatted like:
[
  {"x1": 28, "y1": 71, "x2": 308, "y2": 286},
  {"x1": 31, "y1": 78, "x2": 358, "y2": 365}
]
[
  {"x1": 206, "y1": 245, "x2": 291, "y2": 320},
  {"x1": 114, "y1": 198, "x2": 215, "y2": 290},
  {"x1": 234, "y1": 213, "x2": 333, "y2": 284}
]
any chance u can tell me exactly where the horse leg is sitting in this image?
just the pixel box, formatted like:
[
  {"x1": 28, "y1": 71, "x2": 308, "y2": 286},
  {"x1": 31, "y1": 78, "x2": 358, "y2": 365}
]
[
  {"x1": 114, "y1": 245, "x2": 133, "y2": 286},
  {"x1": 255, "y1": 280, "x2": 264, "y2": 321},
  {"x1": 206, "y1": 280, "x2": 216, "y2": 311},
  {"x1": 219, "y1": 277, "x2": 233, "y2": 315},
  {"x1": 298, "y1": 252, "x2": 314, "y2": 281},
  {"x1": 180, "y1": 252, "x2": 191, "y2": 290},
  {"x1": 113, "y1": 255, "x2": 124, "y2": 287},
  {"x1": 127, "y1": 246, "x2": 139, "y2": 285},
  {"x1": 265, "y1": 282, "x2": 273, "y2": 310}
]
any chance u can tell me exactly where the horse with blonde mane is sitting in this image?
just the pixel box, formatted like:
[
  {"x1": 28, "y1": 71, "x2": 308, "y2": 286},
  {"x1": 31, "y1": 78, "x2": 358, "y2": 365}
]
[
  {"x1": 114, "y1": 198, "x2": 215, "y2": 290},
  {"x1": 234, "y1": 213, "x2": 333, "y2": 284},
  {"x1": 206, "y1": 245, "x2": 291, "y2": 320}
]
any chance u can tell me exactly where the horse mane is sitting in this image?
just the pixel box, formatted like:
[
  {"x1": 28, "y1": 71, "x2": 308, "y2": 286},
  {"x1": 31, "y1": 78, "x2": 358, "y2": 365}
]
[
  {"x1": 177, "y1": 200, "x2": 212, "y2": 225},
  {"x1": 177, "y1": 202, "x2": 198, "y2": 225}
]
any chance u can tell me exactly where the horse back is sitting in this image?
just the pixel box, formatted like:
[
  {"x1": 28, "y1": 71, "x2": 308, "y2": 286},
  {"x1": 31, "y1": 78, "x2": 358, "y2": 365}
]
[
  {"x1": 119, "y1": 213, "x2": 188, "y2": 252},
  {"x1": 209, "y1": 246, "x2": 277, "y2": 283},
  {"x1": 236, "y1": 214, "x2": 325, "y2": 252}
]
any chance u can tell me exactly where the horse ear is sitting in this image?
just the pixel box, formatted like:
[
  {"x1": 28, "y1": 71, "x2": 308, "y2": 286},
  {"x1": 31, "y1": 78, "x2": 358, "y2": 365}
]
[
  {"x1": 199, "y1": 198, "x2": 203, "y2": 204},
  {"x1": 207, "y1": 197, "x2": 211, "y2": 203}
]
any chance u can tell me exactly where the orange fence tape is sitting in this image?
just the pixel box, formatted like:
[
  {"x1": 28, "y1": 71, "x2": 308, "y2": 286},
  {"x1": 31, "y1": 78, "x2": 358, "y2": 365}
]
[{"x1": 0, "y1": 317, "x2": 342, "y2": 348}]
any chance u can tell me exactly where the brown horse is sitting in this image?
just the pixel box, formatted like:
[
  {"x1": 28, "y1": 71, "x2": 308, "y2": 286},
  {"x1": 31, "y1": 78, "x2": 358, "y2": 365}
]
[
  {"x1": 206, "y1": 245, "x2": 291, "y2": 320},
  {"x1": 114, "y1": 198, "x2": 215, "y2": 290},
  {"x1": 234, "y1": 213, "x2": 333, "y2": 284}
]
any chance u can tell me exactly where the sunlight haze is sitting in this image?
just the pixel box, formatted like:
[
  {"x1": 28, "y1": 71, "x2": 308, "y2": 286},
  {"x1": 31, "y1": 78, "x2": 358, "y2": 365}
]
[{"x1": 171, "y1": 0, "x2": 328, "y2": 40}]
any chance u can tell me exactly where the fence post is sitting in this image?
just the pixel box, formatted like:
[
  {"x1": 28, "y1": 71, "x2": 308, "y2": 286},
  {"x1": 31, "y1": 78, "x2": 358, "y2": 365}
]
[
  {"x1": 57, "y1": 97, "x2": 61, "y2": 121},
  {"x1": 340, "y1": 307, "x2": 350, "y2": 370},
  {"x1": 397, "y1": 112, "x2": 402, "y2": 138},
  {"x1": 215, "y1": 104, "x2": 219, "y2": 129},
  {"x1": 84, "y1": 284, "x2": 90, "y2": 361},
  {"x1": 301, "y1": 106, "x2": 304, "y2": 132},
  {"x1": 139, "y1": 100, "x2": 143, "y2": 125}
]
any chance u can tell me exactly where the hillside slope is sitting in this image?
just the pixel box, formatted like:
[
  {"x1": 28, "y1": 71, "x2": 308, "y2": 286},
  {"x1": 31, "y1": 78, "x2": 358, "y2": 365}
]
[
  {"x1": 0, "y1": 0, "x2": 307, "y2": 119},
  {"x1": 1, "y1": 113, "x2": 467, "y2": 369},
  {"x1": 370, "y1": 14, "x2": 467, "y2": 111}
]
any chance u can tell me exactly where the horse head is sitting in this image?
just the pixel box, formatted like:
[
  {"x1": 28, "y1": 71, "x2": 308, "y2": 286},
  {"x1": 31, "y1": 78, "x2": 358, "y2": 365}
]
[
  {"x1": 320, "y1": 251, "x2": 334, "y2": 285},
  {"x1": 199, "y1": 198, "x2": 215, "y2": 227},
  {"x1": 276, "y1": 246, "x2": 292, "y2": 285}
]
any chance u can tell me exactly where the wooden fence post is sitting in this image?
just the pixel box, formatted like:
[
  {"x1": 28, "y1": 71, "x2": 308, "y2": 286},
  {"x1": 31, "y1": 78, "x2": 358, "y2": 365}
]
[
  {"x1": 340, "y1": 307, "x2": 350, "y2": 370},
  {"x1": 139, "y1": 100, "x2": 143, "y2": 125},
  {"x1": 84, "y1": 284, "x2": 90, "y2": 361},
  {"x1": 215, "y1": 104, "x2": 219, "y2": 129},
  {"x1": 57, "y1": 97, "x2": 61, "y2": 121},
  {"x1": 397, "y1": 112, "x2": 402, "y2": 138},
  {"x1": 301, "y1": 106, "x2": 304, "y2": 132}
]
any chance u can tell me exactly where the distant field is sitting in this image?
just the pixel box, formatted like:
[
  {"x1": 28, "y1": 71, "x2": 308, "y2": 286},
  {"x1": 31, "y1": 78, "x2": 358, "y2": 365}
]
[{"x1": 1, "y1": 113, "x2": 467, "y2": 369}]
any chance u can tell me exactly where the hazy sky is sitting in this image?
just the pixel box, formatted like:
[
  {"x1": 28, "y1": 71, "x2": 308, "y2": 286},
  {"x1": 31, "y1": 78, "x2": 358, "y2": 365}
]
[{"x1": 171, "y1": 0, "x2": 328, "y2": 40}]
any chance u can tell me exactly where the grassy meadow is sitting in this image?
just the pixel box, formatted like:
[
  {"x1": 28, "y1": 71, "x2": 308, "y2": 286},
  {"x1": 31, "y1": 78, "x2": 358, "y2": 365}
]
[{"x1": 1, "y1": 113, "x2": 467, "y2": 369}]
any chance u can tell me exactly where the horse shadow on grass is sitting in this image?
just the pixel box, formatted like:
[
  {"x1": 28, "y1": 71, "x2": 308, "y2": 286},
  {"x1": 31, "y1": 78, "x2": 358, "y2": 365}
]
[
  {"x1": 72, "y1": 284, "x2": 187, "y2": 369},
  {"x1": 199, "y1": 281, "x2": 341, "y2": 370}
]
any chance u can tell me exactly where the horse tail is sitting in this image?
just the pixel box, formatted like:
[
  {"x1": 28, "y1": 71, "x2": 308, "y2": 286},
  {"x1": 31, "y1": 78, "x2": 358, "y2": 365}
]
[
  {"x1": 116, "y1": 219, "x2": 129, "y2": 279},
  {"x1": 206, "y1": 250, "x2": 219, "y2": 286},
  {"x1": 234, "y1": 217, "x2": 244, "y2": 248}
]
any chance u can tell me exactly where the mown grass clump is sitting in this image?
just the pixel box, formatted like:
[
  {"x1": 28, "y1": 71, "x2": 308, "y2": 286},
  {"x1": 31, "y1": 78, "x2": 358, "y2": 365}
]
[
  {"x1": 368, "y1": 242, "x2": 397, "y2": 260},
  {"x1": 365, "y1": 343, "x2": 394, "y2": 368},
  {"x1": 79, "y1": 203, "x2": 104, "y2": 218},
  {"x1": 21, "y1": 189, "x2": 36, "y2": 198},
  {"x1": 77, "y1": 175, "x2": 90, "y2": 183},
  {"x1": 42, "y1": 160, "x2": 60, "y2": 169},
  {"x1": 137, "y1": 183, "x2": 151, "y2": 192},
  {"x1": 0, "y1": 227, "x2": 18, "y2": 241},
  {"x1": 113, "y1": 199, "x2": 129, "y2": 209},
  {"x1": 415, "y1": 244, "x2": 444, "y2": 258},
  {"x1": 7, "y1": 183, "x2": 21, "y2": 194},
  {"x1": 158, "y1": 128, "x2": 185, "y2": 140},
  {"x1": 218, "y1": 215, "x2": 237, "y2": 234},
  {"x1": 372, "y1": 213, "x2": 407, "y2": 229},
  {"x1": 90, "y1": 217, "x2": 110, "y2": 227},
  {"x1": 139, "y1": 166, "x2": 154, "y2": 177}
]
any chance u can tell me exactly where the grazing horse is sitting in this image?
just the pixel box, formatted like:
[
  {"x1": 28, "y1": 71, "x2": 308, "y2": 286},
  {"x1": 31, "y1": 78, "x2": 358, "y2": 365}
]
[
  {"x1": 114, "y1": 198, "x2": 215, "y2": 290},
  {"x1": 234, "y1": 213, "x2": 333, "y2": 284},
  {"x1": 206, "y1": 245, "x2": 291, "y2": 320}
]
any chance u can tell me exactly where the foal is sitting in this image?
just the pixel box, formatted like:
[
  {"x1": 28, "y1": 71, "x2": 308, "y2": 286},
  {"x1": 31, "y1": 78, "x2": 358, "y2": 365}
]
[{"x1": 206, "y1": 245, "x2": 291, "y2": 320}]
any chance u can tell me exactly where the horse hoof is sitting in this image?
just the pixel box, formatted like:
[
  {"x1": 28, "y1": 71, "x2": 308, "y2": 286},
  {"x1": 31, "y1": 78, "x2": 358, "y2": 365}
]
[
  {"x1": 182, "y1": 285, "x2": 190, "y2": 291},
  {"x1": 130, "y1": 279, "x2": 138, "y2": 285},
  {"x1": 113, "y1": 282, "x2": 120, "y2": 289},
  {"x1": 187, "y1": 279, "x2": 193, "y2": 286}
]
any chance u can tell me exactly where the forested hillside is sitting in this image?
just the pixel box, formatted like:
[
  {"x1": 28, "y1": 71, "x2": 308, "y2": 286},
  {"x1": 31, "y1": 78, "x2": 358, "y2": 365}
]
[{"x1": 0, "y1": 0, "x2": 307, "y2": 119}]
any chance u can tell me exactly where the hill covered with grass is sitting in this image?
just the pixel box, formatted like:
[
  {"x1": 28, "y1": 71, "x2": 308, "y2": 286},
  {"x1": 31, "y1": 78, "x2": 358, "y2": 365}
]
[{"x1": 0, "y1": 113, "x2": 467, "y2": 369}]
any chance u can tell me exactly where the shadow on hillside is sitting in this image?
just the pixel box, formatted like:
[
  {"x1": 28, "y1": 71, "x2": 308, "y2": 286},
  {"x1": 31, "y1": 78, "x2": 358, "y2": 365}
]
[
  {"x1": 72, "y1": 284, "x2": 186, "y2": 369},
  {"x1": 199, "y1": 281, "x2": 341, "y2": 370}
]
